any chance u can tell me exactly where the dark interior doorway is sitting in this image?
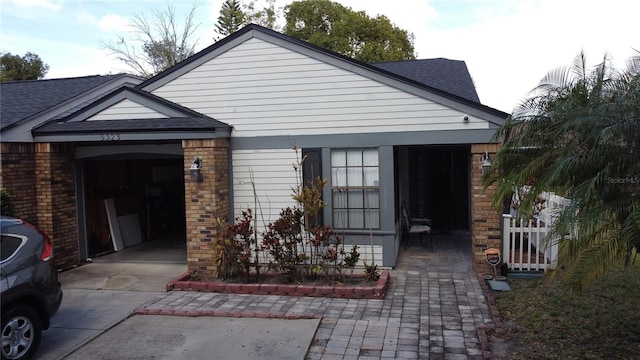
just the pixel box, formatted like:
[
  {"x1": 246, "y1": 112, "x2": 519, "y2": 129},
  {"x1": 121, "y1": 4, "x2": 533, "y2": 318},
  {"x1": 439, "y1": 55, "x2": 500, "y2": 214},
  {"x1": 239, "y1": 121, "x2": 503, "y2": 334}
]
[
  {"x1": 83, "y1": 157, "x2": 185, "y2": 256},
  {"x1": 407, "y1": 145, "x2": 470, "y2": 231}
]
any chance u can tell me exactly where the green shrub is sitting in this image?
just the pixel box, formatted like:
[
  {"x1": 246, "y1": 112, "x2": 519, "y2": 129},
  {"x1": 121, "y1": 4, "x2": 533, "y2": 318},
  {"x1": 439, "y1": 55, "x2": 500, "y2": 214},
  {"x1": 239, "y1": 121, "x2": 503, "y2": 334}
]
[{"x1": 0, "y1": 188, "x2": 16, "y2": 217}]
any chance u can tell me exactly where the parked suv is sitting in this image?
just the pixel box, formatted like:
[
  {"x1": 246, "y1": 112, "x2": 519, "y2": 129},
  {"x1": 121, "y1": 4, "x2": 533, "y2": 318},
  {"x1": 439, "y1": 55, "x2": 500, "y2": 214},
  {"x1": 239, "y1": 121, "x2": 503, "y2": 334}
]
[{"x1": 1, "y1": 217, "x2": 63, "y2": 360}]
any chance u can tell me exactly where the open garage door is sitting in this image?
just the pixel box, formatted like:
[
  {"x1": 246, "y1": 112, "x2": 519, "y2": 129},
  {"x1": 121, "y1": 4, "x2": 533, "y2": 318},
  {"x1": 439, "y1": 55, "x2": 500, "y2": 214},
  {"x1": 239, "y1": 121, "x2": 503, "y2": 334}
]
[{"x1": 82, "y1": 157, "x2": 185, "y2": 257}]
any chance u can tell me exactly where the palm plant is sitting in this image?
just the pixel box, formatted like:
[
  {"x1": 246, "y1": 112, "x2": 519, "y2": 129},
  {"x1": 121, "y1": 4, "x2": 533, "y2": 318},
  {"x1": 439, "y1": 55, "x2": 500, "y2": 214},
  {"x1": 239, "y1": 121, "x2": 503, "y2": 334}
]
[{"x1": 485, "y1": 50, "x2": 640, "y2": 292}]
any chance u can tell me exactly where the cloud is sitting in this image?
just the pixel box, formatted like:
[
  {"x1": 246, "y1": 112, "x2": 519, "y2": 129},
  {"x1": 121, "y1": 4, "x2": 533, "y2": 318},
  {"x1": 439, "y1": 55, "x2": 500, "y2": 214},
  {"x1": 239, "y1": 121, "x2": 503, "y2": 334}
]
[
  {"x1": 46, "y1": 45, "x2": 130, "y2": 78},
  {"x1": 74, "y1": 9, "x2": 130, "y2": 33},
  {"x1": 98, "y1": 14, "x2": 130, "y2": 33},
  {"x1": 1, "y1": 0, "x2": 63, "y2": 11},
  {"x1": 411, "y1": 0, "x2": 639, "y2": 112}
]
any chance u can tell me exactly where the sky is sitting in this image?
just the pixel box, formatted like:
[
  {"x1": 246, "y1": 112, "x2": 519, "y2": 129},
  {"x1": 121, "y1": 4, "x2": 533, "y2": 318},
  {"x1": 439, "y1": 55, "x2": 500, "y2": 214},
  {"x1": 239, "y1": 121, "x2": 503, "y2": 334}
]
[{"x1": 0, "y1": 0, "x2": 637, "y2": 113}]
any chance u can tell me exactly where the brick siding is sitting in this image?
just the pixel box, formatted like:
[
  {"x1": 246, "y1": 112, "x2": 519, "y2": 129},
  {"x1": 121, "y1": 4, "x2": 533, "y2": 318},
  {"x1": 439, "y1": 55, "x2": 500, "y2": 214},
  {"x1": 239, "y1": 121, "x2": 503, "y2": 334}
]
[
  {"x1": 470, "y1": 144, "x2": 502, "y2": 274},
  {"x1": 183, "y1": 139, "x2": 230, "y2": 280},
  {"x1": 0, "y1": 143, "x2": 38, "y2": 223}
]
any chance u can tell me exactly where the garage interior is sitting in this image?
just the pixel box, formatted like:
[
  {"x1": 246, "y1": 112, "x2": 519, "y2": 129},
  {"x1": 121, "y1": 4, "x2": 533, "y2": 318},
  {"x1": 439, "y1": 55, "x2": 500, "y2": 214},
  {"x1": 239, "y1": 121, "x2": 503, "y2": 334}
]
[{"x1": 82, "y1": 156, "x2": 186, "y2": 259}]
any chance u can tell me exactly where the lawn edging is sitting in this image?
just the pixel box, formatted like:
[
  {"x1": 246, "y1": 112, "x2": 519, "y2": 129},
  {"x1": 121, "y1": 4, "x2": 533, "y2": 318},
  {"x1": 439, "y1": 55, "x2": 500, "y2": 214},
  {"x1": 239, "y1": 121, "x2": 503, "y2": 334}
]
[
  {"x1": 476, "y1": 272, "x2": 506, "y2": 360},
  {"x1": 165, "y1": 270, "x2": 390, "y2": 299}
]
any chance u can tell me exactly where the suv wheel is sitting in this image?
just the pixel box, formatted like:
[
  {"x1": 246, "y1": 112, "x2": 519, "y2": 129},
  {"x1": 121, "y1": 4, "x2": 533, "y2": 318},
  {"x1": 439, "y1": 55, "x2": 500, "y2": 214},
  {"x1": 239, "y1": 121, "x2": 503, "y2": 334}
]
[{"x1": 1, "y1": 306, "x2": 42, "y2": 360}]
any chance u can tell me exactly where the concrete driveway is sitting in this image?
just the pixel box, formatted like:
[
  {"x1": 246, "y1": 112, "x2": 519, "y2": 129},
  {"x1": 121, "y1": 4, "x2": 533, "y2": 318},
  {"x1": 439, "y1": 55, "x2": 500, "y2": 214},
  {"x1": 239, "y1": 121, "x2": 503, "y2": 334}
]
[
  {"x1": 34, "y1": 247, "x2": 319, "y2": 360},
  {"x1": 34, "y1": 258, "x2": 186, "y2": 360}
]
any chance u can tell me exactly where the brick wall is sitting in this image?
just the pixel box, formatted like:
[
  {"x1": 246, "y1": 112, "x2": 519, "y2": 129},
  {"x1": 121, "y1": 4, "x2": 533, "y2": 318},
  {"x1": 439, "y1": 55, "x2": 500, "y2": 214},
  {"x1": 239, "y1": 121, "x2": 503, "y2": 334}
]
[
  {"x1": 0, "y1": 143, "x2": 38, "y2": 223},
  {"x1": 183, "y1": 138, "x2": 230, "y2": 280},
  {"x1": 470, "y1": 143, "x2": 502, "y2": 274},
  {"x1": 35, "y1": 143, "x2": 78, "y2": 269}
]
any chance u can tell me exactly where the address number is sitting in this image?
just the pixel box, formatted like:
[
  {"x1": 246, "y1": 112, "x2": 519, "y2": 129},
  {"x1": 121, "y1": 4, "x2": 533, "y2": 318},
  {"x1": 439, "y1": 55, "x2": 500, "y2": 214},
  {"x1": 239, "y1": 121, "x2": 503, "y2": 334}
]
[{"x1": 100, "y1": 133, "x2": 121, "y2": 141}]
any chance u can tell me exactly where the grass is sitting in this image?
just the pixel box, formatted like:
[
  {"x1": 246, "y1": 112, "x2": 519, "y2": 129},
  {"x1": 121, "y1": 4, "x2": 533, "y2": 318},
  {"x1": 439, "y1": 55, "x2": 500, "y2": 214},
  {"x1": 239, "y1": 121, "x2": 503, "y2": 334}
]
[{"x1": 492, "y1": 261, "x2": 640, "y2": 359}]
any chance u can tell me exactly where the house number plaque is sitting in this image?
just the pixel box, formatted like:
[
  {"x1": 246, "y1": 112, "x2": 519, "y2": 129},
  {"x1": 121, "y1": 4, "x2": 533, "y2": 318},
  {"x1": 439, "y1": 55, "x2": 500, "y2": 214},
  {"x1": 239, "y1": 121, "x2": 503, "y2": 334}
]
[{"x1": 100, "y1": 133, "x2": 121, "y2": 141}]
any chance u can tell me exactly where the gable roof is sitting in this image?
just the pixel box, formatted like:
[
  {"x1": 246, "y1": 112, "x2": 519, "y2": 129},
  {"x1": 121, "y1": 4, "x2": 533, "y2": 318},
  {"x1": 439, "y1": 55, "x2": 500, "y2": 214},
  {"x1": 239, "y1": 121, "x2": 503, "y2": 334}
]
[
  {"x1": 138, "y1": 24, "x2": 507, "y2": 122},
  {"x1": 33, "y1": 86, "x2": 230, "y2": 141},
  {"x1": 372, "y1": 59, "x2": 481, "y2": 103},
  {"x1": 0, "y1": 74, "x2": 138, "y2": 131}
]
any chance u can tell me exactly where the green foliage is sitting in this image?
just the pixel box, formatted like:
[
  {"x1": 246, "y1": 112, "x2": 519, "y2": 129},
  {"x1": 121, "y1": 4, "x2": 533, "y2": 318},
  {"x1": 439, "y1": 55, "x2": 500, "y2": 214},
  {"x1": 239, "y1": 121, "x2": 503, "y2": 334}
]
[
  {"x1": 0, "y1": 51, "x2": 49, "y2": 81},
  {"x1": 363, "y1": 260, "x2": 380, "y2": 282},
  {"x1": 215, "y1": 0, "x2": 246, "y2": 37},
  {"x1": 283, "y1": 0, "x2": 415, "y2": 63},
  {"x1": 102, "y1": 4, "x2": 199, "y2": 78},
  {"x1": 243, "y1": 0, "x2": 280, "y2": 30},
  {"x1": 343, "y1": 244, "x2": 360, "y2": 270},
  {"x1": 292, "y1": 176, "x2": 326, "y2": 228},
  {"x1": 0, "y1": 188, "x2": 16, "y2": 216},
  {"x1": 486, "y1": 50, "x2": 640, "y2": 292}
]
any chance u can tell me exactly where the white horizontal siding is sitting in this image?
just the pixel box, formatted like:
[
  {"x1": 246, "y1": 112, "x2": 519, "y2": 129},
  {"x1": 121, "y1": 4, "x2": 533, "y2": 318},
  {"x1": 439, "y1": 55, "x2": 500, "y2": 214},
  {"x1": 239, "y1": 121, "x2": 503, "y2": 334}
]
[
  {"x1": 352, "y1": 244, "x2": 383, "y2": 267},
  {"x1": 232, "y1": 148, "x2": 384, "y2": 266},
  {"x1": 153, "y1": 38, "x2": 487, "y2": 137},
  {"x1": 87, "y1": 99, "x2": 168, "y2": 121},
  {"x1": 248, "y1": 245, "x2": 382, "y2": 268},
  {"x1": 232, "y1": 148, "x2": 301, "y2": 233}
]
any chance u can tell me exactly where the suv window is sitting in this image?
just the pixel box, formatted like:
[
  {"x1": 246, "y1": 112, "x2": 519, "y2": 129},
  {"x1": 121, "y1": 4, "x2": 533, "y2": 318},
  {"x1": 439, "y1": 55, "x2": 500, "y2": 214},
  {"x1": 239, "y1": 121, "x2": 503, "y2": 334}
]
[{"x1": 1, "y1": 235, "x2": 25, "y2": 262}]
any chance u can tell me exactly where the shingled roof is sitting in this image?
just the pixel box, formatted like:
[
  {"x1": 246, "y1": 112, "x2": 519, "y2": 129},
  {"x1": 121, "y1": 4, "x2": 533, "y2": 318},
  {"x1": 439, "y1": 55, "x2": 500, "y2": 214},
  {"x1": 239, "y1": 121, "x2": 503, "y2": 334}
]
[
  {"x1": 0, "y1": 74, "x2": 129, "y2": 130},
  {"x1": 372, "y1": 58, "x2": 481, "y2": 103},
  {"x1": 33, "y1": 86, "x2": 230, "y2": 137}
]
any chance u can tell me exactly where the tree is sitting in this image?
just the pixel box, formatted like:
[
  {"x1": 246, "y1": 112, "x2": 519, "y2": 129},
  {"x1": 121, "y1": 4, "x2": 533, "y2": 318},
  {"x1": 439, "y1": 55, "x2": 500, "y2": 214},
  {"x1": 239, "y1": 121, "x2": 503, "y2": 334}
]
[
  {"x1": 215, "y1": 0, "x2": 246, "y2": 37},
  {"x1": 486, "y1": 50, "x2": 640, "y2": 292},
  {"x1": 244, "y1": 0, "x2": 279, "y2": 31},
  {"x1": 103, "y1": 4, "x2": 199, "y2": 78},
  {"x1": 283, "y1": 0, "x2": 415, "y2": 63},
  {"x1": 0, "y1": 51, "x2": 49, "y2": 81}
]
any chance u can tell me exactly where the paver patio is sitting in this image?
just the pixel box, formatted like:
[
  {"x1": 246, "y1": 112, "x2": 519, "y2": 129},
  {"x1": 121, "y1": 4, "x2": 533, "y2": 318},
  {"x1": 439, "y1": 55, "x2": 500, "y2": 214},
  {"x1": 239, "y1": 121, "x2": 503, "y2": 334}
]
[{"x1": 136, "y1": 233, "x2": 493, "y2": 359}]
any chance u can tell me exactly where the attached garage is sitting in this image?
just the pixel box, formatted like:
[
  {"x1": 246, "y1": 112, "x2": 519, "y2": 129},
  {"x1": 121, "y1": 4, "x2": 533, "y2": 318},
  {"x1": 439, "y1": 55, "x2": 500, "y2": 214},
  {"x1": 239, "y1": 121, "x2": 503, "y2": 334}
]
[{"x1": 34, "y1": 102, "x2": 231, "y2": 264}]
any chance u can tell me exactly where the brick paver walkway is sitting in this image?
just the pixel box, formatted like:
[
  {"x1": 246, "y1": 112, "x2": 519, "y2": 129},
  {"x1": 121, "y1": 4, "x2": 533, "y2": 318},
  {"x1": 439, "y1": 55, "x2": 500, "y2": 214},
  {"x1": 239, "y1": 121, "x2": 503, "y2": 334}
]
[{"x1": 137, "y1": 234, "x2": 493, "y2": 359}]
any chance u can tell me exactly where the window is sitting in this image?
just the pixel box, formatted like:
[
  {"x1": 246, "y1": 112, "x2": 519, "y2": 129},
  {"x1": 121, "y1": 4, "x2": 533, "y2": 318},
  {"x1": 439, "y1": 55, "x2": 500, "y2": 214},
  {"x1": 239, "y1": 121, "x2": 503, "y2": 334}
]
[
  {"x1": 1, "y1": 235, "x2": 26, "y2": 262},
  {"x1": 331, "y1": 148, "x2": 380, "y2": 229},
  {"x1": 302, "y1": 148, "x2": 323, "y2": 227}
]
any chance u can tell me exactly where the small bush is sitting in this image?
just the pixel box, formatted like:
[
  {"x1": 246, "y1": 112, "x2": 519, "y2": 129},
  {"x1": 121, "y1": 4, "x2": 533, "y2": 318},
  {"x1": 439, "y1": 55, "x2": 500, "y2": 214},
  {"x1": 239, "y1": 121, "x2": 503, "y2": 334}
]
[
  {"x1": 1, "y1": 188, "x2": 16, "y2": 217},
  {"x1": 363, "y1": 261, "x2": 380, "y2": 282},
  {"x1": 214, "y1": 211, "x2": 255, "y2": 282}
]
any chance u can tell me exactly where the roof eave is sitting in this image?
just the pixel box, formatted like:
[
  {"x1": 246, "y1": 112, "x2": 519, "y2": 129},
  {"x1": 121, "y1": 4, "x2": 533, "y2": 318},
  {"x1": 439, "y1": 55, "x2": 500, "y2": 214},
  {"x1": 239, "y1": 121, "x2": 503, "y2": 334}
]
[{"x1": 33, "y1": 127, "x2": 231, "y2": 143}]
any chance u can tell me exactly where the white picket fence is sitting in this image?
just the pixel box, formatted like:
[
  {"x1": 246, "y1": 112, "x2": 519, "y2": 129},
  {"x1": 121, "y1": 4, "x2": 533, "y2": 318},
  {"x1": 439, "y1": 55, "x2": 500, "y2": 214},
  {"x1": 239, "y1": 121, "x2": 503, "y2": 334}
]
[
  {"x1": 502, "y1": 215, "x2": 558, "y2": 271},
  {"x1": 502, "y1": 192, "x2": 568, "y2": 272}
]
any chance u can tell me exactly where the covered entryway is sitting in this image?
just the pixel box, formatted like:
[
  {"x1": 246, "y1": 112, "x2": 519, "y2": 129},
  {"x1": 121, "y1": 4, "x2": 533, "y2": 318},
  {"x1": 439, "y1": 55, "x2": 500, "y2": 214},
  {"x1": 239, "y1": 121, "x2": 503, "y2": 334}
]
[{"x1": 396, "y1": 145, "x2": 471, "y2": 238}]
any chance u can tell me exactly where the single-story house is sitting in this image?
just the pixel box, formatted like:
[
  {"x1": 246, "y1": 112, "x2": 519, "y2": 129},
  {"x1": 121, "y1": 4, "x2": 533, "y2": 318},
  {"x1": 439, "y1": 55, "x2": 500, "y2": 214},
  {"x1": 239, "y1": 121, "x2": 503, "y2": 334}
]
[{"x1": 0, "y1": 24, "x2": 506, "y2": 276}]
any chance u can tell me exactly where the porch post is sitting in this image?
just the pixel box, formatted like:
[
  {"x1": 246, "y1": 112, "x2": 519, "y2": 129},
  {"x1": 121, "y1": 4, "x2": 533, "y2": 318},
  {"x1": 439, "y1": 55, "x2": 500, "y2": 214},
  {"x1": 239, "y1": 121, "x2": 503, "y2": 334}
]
[
  {"x1": 182, "y1": 138, "x2": 230, "y2": 280},
  {"x1": 470, "y1": 144, "x2": 502, "y2": 274},
  {"x1": 34, "y1": 143, "x2": 79, "y2": 269}
]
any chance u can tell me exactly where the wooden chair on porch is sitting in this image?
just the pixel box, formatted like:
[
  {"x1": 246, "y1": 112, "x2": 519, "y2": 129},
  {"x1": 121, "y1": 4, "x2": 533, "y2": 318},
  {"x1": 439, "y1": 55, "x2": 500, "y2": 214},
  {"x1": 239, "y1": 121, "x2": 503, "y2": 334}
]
[{"x1": 402, "y1": 206, "x2": 433, "y2": 251}]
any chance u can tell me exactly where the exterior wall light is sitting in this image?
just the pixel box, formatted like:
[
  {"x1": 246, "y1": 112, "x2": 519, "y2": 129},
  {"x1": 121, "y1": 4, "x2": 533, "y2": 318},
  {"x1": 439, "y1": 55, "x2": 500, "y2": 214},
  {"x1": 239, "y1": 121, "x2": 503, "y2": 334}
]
[
  {"x1": 481, "y1": 151, "x2": 492, "y2": 175},
  {"x1": 190, "y1": 156, "x2": 203, "y2": 182}
]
